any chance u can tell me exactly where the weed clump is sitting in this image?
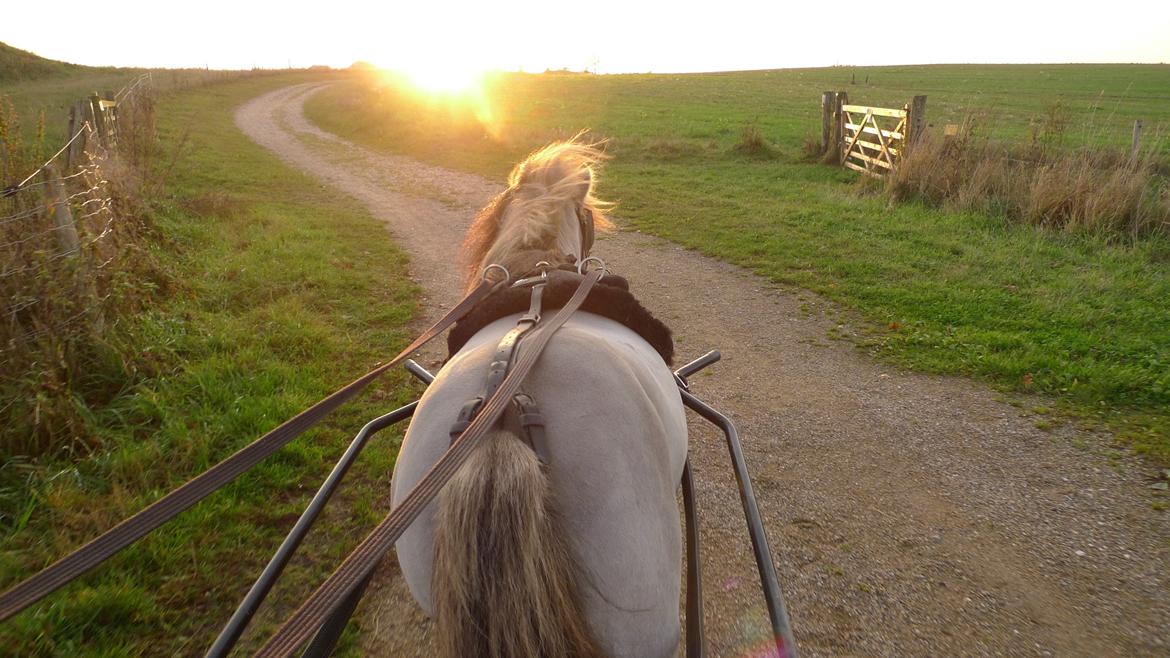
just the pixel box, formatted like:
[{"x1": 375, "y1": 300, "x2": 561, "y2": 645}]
[
  {"x1": 885, "y1": 112, "x2": 1170, "y2": 239},
  {"x1": 733, "y1": 120, "x2": 778, "y2": 159}
]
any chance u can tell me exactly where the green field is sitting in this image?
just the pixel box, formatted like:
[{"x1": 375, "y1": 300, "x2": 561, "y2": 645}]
[
  {"x1": 1, "y1": 72, "x2": 420, "y2": 655},
  {"x1": 306, "y1": 65, "x2": 1170, "y2": 461}
]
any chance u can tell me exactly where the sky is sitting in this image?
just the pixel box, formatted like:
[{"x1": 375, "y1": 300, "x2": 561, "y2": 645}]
[{"x1": 3, "y1": 1, "x2": 1169, "y2": 75}]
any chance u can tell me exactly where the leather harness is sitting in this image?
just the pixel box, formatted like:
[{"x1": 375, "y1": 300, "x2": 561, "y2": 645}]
[
  {"x1": 445, "y1": 205, "x2": 593, "y2": 464},
  {"x1": 448, "y1": 264, "x2": 553, "y2": 463}
]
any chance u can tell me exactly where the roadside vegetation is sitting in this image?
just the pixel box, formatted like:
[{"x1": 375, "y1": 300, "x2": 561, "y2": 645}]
[
  {"x1": 306, "y1": 65, "x2": 1170, "y2": 462},
  {"x1": 883, "y1": 116, "x2": 1168, "y2": 239},
  {"x1": 1, "y1": 69, "x2": 419, "y2": 655}
]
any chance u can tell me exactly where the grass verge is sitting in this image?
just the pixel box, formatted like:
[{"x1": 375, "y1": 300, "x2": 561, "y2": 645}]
[
  {"x1": 1, "y1": 73, "x2": 419, "y2": 655},
  {"x1": 305, "y1": 71, "x2": 1170, "y2": 463}
]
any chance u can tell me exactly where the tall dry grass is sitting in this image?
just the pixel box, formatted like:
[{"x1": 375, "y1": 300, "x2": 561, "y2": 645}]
[
  {"x1": 883, "y1": 114, "x2": 1169, "y2": 239},
  {"x1": 1, "y1": 85, "x2": 169, "y2": 459}
]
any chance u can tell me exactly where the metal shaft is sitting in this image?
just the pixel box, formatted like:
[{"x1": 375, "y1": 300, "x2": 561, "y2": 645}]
[
  {"x1": 680, "y1": 388, "x2": 798, "y2": 658},
  {"x1": 681, "y1": 459, "x2": 706, "y2": 658},
  {"x1": 205, "y1": 401, "x2": 419, "y2": 657}
]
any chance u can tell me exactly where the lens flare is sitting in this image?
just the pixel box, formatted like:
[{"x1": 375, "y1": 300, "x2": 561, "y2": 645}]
[{"x1": 400, "y1": 63, "x2": 485, "y2": 94}]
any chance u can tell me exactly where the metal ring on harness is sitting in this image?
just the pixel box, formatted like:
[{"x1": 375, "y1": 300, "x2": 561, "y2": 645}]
[
  {"x1": 577, "y1": 256, "x2": 606, "y2": 281},
  {"x1": 512, "y1": 262, "x2": 551, "y2": 289},
  {"x1": 482, "y1": 263, "x2": 510, "y2": 284}
]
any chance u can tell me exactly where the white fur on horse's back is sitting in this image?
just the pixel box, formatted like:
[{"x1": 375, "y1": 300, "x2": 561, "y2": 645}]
[{"x1": 392, "y1": 312, "x2": 687, "y2": 658}]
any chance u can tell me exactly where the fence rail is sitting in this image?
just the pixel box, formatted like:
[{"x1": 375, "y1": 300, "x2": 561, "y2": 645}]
[{"x1": 820, "y1": 92, "x2": 926, "y2": 177}]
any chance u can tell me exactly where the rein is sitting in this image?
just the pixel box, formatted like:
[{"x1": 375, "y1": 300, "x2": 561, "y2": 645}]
[{"x1": 0, "y1": 275, "x2": 504, "y2": 622}]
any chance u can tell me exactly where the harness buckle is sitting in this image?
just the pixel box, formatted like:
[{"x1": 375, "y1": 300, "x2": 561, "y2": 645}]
[{"x1": 510, "y1": 261, "x2": 553, "y2": 290}]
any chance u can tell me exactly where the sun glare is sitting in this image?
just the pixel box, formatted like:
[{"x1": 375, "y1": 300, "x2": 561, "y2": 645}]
[
  {"x1": 376, "y1": 59, "x2": 502, "y2": 138},
  {"x1": 398, "y1": 62, "x2": 486, "y2": 95}
]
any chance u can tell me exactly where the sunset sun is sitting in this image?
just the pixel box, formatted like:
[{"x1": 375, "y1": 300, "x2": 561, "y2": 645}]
[{"x1": 395, "y1": 61, "x2": 486, "y2": 94}]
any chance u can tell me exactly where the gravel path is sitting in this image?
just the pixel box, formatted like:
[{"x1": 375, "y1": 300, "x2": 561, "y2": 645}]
[{"x1": 236, "y1": 83, "x2": 1169, "y2": 657}]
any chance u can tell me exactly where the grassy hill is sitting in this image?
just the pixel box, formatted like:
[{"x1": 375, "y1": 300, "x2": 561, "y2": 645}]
[
  {"x1": 0, "y1": 41, "x2": 84, "y2": 83},
  {"x1": 0, "y1": 42, "x2": 255, "y2": 146},
  {"x1": 0, "y1": 41, "x2": 146, "y2": 145}
]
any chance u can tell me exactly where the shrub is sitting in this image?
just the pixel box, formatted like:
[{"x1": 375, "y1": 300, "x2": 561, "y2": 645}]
[{"x1": 733, "y1": 119, "x2": 777, "y2": 159}]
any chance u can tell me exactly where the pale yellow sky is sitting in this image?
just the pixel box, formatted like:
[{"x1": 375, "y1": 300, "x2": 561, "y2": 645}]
[{"x1": 3, "y1": 0, "x2": 1169, "y2": 74}]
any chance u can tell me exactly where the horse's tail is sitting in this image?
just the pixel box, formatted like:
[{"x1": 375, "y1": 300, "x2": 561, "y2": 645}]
[{"x1": 432, "y1": 429, "x2": 603, "y2": 658}]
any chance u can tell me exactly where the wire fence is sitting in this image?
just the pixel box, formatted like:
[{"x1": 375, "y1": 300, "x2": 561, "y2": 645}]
[{"x1": 1, "y1": 73, "x2": 152, "y2": 360}]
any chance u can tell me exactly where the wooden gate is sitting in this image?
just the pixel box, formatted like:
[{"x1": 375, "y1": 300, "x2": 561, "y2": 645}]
[
  {"x1": 820, "y1": 93, "x2": 926, "y2": 177},
  {"x1": 842, "y1": 103, "x2": 907, "y2": 176}
]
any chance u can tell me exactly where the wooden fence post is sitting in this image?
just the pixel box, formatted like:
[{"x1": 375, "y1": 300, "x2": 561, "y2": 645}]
[
  {"x1": 835, "y1": 91, "x2": 848, "y2": 164},
  {"x1": 44, "y1": 164, "x2": 80, "y2": 255},
  {"x1": 66, "y1": 105, "x2": 78, "y2": 171},
  {"x1": 74, "y1": 101, "x2": 91, "y2": 166},
  {"x1": 821, "y1": 91, "x2": 835, "y2": 154},
  {"x1": 1131, "y1": 119, "x2": 1143, "y2": 159},
  {"x1": 89, "y1": 93, "x2": 107, "y2": 148},
  {"x1": 907, "y1": 95, "x2": 927, "y2": 147},
  {"x1": 102, "y1": 90, "x2": 118, "y2": 149}
]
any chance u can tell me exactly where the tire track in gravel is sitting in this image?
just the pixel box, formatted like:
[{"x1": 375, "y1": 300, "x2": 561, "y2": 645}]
[{"x1": 236, "y1": 83, "x2": 1170, "y2": 657}]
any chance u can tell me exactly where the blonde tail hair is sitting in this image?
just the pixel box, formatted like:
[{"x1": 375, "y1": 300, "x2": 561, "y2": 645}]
[{"x1": 432, "y1": 430, "x2": 603, "y2": 658}]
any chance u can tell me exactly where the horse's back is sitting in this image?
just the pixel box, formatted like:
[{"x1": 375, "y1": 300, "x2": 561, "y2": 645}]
[{"x1": 392, "y1": 311, "x2": 687, "y2": 658}]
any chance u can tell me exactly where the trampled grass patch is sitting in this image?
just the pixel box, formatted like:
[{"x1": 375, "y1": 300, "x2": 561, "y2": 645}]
[
  {"x1": 1, "y1": 73, "x2": 419, "y2": 655},
  {"x1": 306, "y1": 67, "x2": 1170, "y2": 461}
]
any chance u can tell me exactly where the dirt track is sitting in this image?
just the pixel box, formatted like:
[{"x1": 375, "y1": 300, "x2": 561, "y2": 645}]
[{"x1": 236, "y1": 83, "x2": 1169, "y2": 657}]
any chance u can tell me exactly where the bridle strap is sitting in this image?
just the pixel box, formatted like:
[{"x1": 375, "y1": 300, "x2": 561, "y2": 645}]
[
  {"x1": 449, "y1": 278, "x2": 546, "y2": 455},
  {"x1": 578, "y1": 206, "x2": 595, "y2": 257},
  {"x1": 255, "y1": 269, "x2": 603, "y2": 658},
  {"x1": 0, "y1": 277, "x2": 503, "y2": 623}
]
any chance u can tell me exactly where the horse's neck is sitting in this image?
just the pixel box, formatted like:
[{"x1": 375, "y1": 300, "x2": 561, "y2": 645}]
[{"x1": 484, "y1": 202, "x2": 584, "y2": 276}]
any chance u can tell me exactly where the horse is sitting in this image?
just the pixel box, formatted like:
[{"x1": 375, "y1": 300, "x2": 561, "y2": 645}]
[{"x1": 390, "y1": 140, "x2": 689, "y2": 658}]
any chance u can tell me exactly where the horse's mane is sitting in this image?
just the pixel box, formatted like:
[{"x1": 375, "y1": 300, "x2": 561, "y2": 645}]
[{"x1": 460, "y1": 138, "x2": 613, "y2": 291}]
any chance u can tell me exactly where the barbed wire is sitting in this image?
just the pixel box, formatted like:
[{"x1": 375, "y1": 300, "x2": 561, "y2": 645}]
[
  {"x1": 0, "y1": 182, "x2": 108, "y2": 226},
  {"x1": 0, "y1": 167, "x2": 93, "y2": 197},
  {"x1": 0, "y1": 222, "x2": 86, "y2": 250},
  {"x1": 11, "y1": 306, "x2": 98, "y2": 344},
  {"x1": 0, "y1": 206, "x2": 50, "y2": 226},
  {"x1": 10, "y1": 122, "x2": 93, "y2": 192},
  {"x1": 76, "y1": 201, "x2": 113, "y2": 221},
  {"x1": 0, "y1": 201, "x2": 115, "y2": 261},
  {"x1": 4, "y1": 297, "x2": 39, "y2": 316},
  {"x1": 115, "y1": 73, "x2": 152, "y2": 103}
]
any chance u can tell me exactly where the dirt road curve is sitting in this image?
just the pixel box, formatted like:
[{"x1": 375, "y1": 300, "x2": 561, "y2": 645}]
[{"x1": 236, "y1": 84, "x2": 1169, "y2": 657}]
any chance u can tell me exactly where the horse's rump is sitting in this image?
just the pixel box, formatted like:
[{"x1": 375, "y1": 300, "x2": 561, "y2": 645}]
[{"x1": 392, "y1": 312, "x2": 687, "y2": 658}]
